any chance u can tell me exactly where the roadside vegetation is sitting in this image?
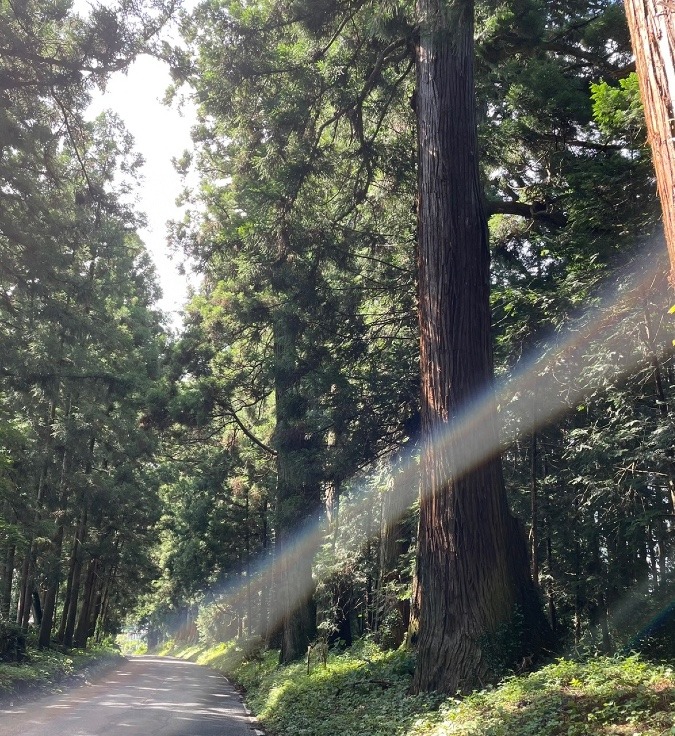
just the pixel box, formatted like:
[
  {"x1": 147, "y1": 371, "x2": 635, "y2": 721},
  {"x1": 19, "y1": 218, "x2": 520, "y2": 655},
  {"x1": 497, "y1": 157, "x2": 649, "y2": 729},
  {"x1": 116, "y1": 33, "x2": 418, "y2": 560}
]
[
  {"x1": 0, "y1": 643, "x2": 122, "y2": 701},
  {"x1": 116, "y1": 634, "x2": 148, "y2": 657},
  {"x1": 160, "y1": 638, "x2": 675, "y2": 736},
  {"x1": 4, "y1": 0, "x2": 675, "y2": 723}
]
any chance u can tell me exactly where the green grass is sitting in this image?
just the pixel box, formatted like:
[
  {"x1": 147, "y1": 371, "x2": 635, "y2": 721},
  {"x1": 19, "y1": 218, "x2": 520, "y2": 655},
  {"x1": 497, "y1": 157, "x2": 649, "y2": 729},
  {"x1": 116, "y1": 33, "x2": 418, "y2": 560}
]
[
  {"x1": 0, "y1": 645, "x2": 123, "y2": 698},
  {"x1": 161, "y1": 639, "x2": 675, "y2": 736},
  {"x1": 116, "y1": 633, "x2": 148, "y2": 656}
]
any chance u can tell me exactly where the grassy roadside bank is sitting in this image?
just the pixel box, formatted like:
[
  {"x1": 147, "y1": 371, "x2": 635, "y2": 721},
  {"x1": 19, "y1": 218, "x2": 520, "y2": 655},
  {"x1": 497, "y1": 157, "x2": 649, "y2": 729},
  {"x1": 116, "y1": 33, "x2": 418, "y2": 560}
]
[
  {"x1": 159, "y1": 638, "x2": 675, "y2": 736},
  {"x1": 0, "y1": 645, "x2": 124, "y2": 703}
]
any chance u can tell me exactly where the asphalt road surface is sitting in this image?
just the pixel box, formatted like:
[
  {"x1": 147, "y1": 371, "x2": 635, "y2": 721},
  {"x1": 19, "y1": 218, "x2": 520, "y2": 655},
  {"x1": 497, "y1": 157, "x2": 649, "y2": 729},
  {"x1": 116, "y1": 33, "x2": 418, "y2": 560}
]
[{"x1": 0, "y1": 656, "x2": 258, "y2": 736}]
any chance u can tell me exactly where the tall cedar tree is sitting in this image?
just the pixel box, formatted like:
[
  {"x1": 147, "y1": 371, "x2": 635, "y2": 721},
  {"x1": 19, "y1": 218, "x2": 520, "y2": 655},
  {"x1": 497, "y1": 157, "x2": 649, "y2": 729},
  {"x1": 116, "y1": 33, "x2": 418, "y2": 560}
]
[
  {"x1": 623, "y1": 0, "x2": 675, "y2": 284},
  {"x1": 411, "y1": 0, "x2": 549, "y2": 694}
]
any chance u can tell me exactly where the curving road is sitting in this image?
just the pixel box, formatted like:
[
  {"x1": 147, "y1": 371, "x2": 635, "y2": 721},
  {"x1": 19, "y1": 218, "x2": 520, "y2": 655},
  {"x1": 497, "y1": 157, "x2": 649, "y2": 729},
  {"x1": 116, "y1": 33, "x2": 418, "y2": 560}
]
[{"x1": 0, "y1": 656, "x2": 258, "y2": 736}]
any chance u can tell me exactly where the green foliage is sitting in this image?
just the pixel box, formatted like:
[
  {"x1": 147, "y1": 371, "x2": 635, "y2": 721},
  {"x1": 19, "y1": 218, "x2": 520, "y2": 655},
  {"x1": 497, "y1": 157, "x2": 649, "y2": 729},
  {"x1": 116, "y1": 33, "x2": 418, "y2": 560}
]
[
  {"x1": 165, "y1": 641, "x2": 675, "y2": 736},
  {"x1": 116, "y1": 634, "x2": 148, "y2": 657},
  {"x1": 0, "y1": 644, "x2": 122, "y2": 696},
  {"x1": 0, "y1": 0, "x2": 170, "y2": 649},
  {"x1": 0, "y1": 622, "x2": 26, "y2": 662},
  {"x1": 141, "y1": 0, "x2": 675, "y2": 681},
  {"x1": 478, "y1": 608, "x2": 527, "y2": 680},
  {"x1": 591, "y1": 74, "x2": 645, "y2": 141}
]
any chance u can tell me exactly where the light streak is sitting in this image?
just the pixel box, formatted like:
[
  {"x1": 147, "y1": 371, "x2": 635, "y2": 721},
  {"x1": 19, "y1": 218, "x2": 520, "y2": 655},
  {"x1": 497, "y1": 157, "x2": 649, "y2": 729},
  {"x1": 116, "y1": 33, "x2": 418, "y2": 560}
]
[{"x1": 166, "y1": 247, "x2": 673, "y2": 653}]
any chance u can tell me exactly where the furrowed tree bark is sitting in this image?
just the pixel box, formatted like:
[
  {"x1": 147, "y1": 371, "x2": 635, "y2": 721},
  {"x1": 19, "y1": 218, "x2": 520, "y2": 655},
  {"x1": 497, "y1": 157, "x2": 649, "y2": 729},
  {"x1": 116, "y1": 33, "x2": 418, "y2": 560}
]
[
  {"x1": 411, "y1": 0, "x2": 549, "y2": 694},
  {"x1": 623, "y1": 0, "x2": 675, "y2": 284}
]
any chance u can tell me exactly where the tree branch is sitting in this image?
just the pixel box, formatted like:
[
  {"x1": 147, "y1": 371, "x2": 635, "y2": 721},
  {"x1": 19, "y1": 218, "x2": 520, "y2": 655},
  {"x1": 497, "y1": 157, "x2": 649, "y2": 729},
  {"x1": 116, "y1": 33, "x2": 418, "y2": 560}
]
[
  {"x1": 225, "y1": 405, "x2": 277, "y2": 456},
  {"x1": 486, "y1": 199, "x2": 568, "y2": 227}
]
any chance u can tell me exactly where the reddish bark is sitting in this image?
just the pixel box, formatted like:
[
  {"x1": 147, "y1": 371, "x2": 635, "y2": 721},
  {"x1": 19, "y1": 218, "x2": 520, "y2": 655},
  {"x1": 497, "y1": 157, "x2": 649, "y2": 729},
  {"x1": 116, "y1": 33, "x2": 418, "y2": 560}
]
[
  {"x1": 624, "y1": 0, "x2": 675, "y2": 284},
  {"x1": 411, "y1": 0, "x2": 548, "y2": 694}
]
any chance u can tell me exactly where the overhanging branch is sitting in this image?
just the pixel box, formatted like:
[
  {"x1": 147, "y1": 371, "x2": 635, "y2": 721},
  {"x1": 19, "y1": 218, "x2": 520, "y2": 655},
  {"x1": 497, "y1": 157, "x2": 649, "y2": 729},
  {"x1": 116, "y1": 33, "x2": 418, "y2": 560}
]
[
  {"x1": 225, "y1": 404, "x2": 277, "y2": 457},
  {"x1": 486, "y1": 199, "x2": 568, "y2": 228}
]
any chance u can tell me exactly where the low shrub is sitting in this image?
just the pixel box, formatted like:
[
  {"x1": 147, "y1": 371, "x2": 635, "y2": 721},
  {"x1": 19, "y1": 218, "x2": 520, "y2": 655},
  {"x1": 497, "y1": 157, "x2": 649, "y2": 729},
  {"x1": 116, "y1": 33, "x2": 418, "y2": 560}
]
[
  {"x1": 164, "y1": 637, "x2": 675, "y2": 736},
  {"x1": 0, "y1": 621, "x2": 26, "y2": 662},
  {"x1": 0, "y1": 644, "x2": 122, "y2": 699}
]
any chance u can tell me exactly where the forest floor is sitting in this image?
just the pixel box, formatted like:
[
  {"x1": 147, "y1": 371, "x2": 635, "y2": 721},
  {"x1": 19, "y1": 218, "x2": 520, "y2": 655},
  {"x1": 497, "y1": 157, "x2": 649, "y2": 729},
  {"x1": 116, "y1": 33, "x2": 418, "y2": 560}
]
[
  {"x1": 0, "y1": 645, "x2": 123, "y2": 705},
  {"x1": 159, "y1": 638, "x2": 675, "y2": 736}
]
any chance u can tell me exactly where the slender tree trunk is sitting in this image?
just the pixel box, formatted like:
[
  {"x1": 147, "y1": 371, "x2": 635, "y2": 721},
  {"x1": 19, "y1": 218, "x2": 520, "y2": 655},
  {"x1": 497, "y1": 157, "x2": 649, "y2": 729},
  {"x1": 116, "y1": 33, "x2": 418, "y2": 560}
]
[
  {"x1": 57, "y1": 536, "x2": 77, "y2": 644},
  {"x1": 245, "y1": 487, "x2": 251, "y2": 636},
  {"x1": 1, "y1": 544, "x2": 15, "y2": 620},
  {"x1": 658, "y1": 518, "x2": 667, "y2": 588},
  {"x1": 258, "y1": 498, "x2": 269, "y2": 640},
  {"x1": 546, "y1": 531, "x2": 557, "y2": 634},
  {"x1": 90, "y1": 562, "x2": 110, "y2": 641},
  {"x1": 74, "y1": 558, "x2": 98, "y2": 649},
  {"x1": 16, "y1": 553, "x2": 31, "y2": 627},
  {"x1": 377, "y1": 461, "x2": 415, "y2": 648},
  {"x1": 411, "y1": 0, "x2": 548, "y2": 694},
  {"x1": 19, "y1": 399, "x2": 56, "y2": 629},
  {"x1": 39, "y1": 442, "x2": 71, "y2": 648},
  {"x1": 38, "y1": 521, "x2": 65, "y2": 648},
  {"x1": 60, "y1": 504, "x2": 88, "y2": 647},
  {"x1": 32, "y1": 590, "x2": 43, "y2": 627},
  {"x1": 531, "y1": 432, "x2": 539, "y2": 585},
  {"x1": 624, "y1": 0, "x2": 675, "y2": 284},
  {"x1": 96, "y1": 566, "x2": 114, "y2": 642},
  {"x1": 364, "y1": 499, "x2": 374, "y2": 632},
  {"x1": 543, "y1": 456, "x2": 558, "y2": 635},
  {"x1": 600, "y1": 594, "x2": 612, "y2": 653},
  {"x1": 573, "y1": 506, "x2": 583, "y2": 646}
]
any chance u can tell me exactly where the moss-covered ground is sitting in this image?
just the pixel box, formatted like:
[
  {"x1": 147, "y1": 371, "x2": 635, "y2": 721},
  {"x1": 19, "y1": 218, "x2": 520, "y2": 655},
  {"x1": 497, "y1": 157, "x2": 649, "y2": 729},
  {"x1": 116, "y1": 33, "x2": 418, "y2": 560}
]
[{"x1": 161, "y1": 639, "x2": 675, "y2": 736}]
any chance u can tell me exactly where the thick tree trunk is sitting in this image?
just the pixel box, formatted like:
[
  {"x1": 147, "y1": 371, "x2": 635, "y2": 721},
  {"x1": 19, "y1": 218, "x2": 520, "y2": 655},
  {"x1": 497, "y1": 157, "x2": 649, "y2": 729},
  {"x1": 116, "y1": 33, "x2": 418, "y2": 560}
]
[
  {"x1": 411, "y1": 0, "x2": 548, "y2": 694},
  {"x1": 624, "y1": 0, "x2": 675, "y2": 284},
  {"x1": 275, "y1": 422, "x2": 318, "y2": 662},
  {"x1": 272, "y1": 227, "x2": 319, "y2": 663}
]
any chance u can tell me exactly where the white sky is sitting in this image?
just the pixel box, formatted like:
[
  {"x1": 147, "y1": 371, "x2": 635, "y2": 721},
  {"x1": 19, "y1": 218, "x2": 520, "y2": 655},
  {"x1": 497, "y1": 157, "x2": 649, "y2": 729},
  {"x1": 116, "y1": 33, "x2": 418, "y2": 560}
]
[{"x1": 87, "y1": 55, "x2": 197, "y2": 328}]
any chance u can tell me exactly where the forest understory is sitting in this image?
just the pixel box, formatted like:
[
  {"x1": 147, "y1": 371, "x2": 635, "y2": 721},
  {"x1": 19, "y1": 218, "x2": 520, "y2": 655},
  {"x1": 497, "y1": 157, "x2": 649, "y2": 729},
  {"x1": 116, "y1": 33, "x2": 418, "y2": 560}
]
[
  {"x1": 156, "y1": 637, "x2": 675, "y2": 736},
  {"x1": 2, "y1": 0, "x2": 675, "y2": 725}
]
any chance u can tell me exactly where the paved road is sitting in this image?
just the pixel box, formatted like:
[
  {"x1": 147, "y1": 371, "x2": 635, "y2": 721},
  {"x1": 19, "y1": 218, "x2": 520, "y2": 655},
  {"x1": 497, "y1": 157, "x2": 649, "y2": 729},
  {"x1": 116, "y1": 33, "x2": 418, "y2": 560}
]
[{"x1": 0, "y1": 656, "x2": 257, "y2": 736}]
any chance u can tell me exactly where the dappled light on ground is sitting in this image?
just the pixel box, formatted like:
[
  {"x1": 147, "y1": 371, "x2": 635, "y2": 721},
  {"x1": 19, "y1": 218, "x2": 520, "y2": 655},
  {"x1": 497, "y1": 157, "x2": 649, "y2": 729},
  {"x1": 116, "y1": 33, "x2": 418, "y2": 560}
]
[{"x1": 0, "y1": 657, "x2": 253, "y2": 736}]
